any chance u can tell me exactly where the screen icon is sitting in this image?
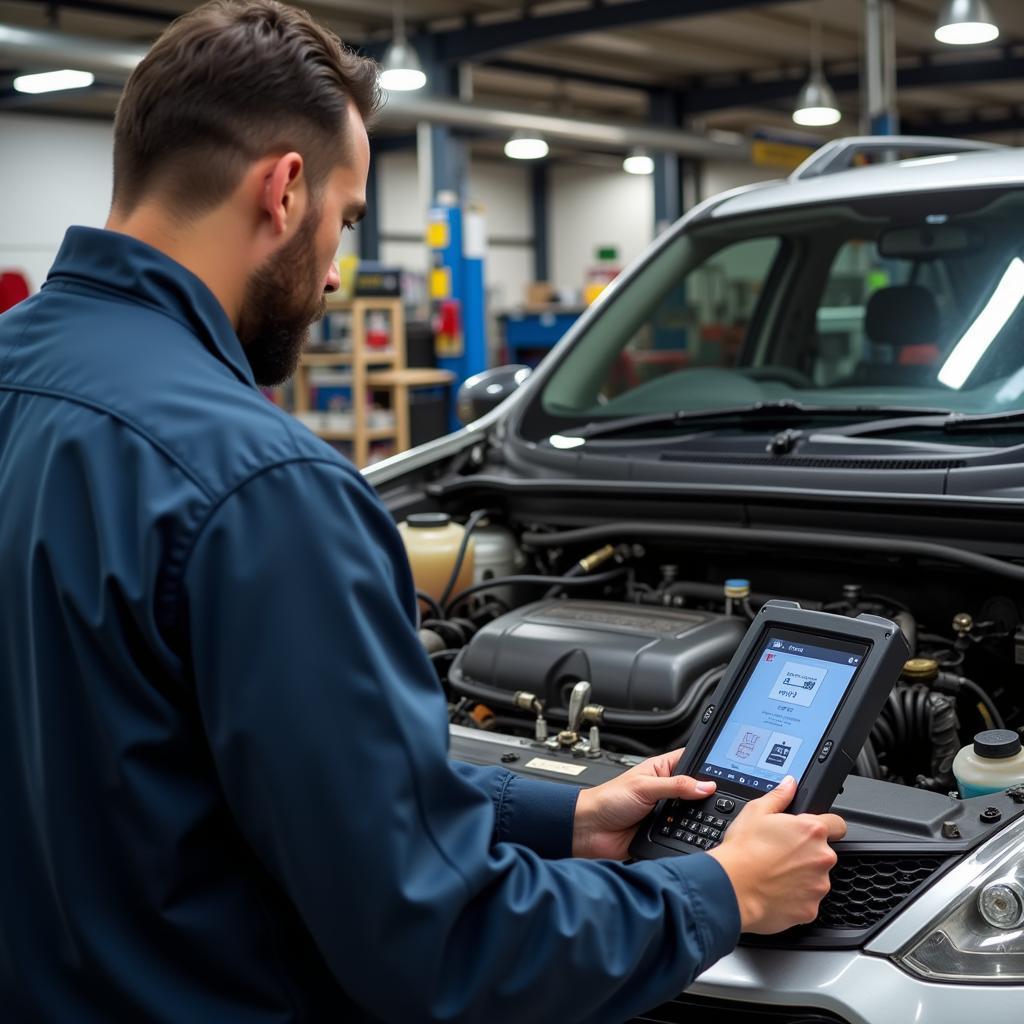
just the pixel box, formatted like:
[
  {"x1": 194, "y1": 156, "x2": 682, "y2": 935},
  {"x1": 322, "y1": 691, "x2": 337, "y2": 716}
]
[{"x1": 772, "y1": 640, "x2": 784, "y2": 649}]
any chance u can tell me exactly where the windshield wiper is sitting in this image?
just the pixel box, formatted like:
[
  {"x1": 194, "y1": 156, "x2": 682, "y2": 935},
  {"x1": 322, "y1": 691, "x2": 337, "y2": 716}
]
[
  {"x1": 562, "y1": 401, "x2": 949, "y2": 443},
  {"x1": 831, "y1": 408, "x2": 1024, "y2": 437}
]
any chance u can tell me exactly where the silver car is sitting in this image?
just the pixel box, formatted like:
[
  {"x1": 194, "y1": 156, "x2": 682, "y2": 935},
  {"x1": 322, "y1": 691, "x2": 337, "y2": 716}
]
[{"x1": 368, "y1": 137, "x2": 1024, "y2": 1023}]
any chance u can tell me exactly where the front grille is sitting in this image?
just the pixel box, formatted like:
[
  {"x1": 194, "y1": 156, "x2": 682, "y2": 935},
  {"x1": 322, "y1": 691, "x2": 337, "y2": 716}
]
[
  {"x1": 816, "y1": 854, "x2": 948, "y2": 930},
  {"x1": 632, "y1": 993, "x2": 849, "y2": 1023}
]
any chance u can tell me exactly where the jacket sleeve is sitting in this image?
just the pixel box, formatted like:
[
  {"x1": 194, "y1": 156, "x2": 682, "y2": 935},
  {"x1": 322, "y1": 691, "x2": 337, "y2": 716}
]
[
  {"x1": 450, "y1": 761, "x2": 579, "y2": 859},
  {"x1": 181, "y1": 457, "x2": 741, "y2": 1024}
]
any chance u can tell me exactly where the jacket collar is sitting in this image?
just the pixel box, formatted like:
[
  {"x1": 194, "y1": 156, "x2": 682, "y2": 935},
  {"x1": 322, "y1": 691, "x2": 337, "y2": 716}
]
[{"x1": 45, "y1": 226, "x2": 257, "y2": 388}]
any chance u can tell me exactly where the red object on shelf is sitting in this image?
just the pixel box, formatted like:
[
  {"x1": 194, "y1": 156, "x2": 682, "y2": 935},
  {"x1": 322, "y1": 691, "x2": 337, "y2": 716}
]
[{"x1": 0, "y1": 271, "x2": 30, "y2": 313}]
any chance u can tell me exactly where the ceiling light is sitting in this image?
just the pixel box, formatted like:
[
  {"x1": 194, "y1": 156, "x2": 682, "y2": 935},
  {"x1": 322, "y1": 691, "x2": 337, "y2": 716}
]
[
  {"x1": 379, "y1": 1, "x2": 426, "y2": 91},
  {"x1": 935, "y1": 0, "x2": 999, "y2": 45},
  {"x1": 13, "y1": 69, "x2": 94, "y2": 95},
  {"x1": 793, "y1": 70, "x2": 841, "y2": 126},
  {"x1": 504, "y1": 131, "x2": 548, "y2": 160},
  {"x1": 623, "y1": 149, "x2": 654, "y2": 175},
  {"x1": 793, "y1": 7, "x2": 840, "y2": 128},
  {"x1": 379, "y1": 39, "x2": 426, "y2": 91}
]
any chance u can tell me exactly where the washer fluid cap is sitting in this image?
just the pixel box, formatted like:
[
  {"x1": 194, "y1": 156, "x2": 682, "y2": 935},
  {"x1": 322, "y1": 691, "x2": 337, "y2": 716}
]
[
  {"x1": 406, "y1": 513, "x2": 451, "y2": 528},
  {"x1": 724, "y1": 578, "x2": 750, "y2": 599},
  {"x1": 974, "y1": 730, "x2": 1023, "y2": 759}
]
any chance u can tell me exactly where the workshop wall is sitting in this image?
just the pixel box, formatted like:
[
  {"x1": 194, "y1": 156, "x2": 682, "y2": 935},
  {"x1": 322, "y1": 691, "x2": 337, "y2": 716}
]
[
  {"x1": 548, "y1": 163, "x2": 654, "y2": 296},
  {"x1": 0, "y1": 114, "x2": 114, "y2": 292}
]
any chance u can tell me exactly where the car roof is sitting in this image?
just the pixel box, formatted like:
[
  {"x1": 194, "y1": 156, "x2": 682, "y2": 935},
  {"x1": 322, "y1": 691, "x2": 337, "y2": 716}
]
[{"x1": 710, "y1": 145, "x2": 1024, "y2": 221}]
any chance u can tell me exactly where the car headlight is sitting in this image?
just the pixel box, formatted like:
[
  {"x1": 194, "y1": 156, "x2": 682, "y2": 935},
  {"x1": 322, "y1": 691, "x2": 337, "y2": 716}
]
[{"x1": 899, "y1": 817, "x2": 1024, "y2": 983}]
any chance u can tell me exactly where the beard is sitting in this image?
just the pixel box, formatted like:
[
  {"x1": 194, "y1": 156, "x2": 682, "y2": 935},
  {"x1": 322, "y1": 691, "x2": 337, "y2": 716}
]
[{"x1": 237, "y1": 205, "x2": 328, "y2": 387}]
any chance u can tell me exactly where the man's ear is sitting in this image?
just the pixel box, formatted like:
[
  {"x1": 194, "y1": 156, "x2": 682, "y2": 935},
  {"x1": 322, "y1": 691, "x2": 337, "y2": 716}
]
[{"x1": 261, "y1": 152, "x2": 306, "y2": 237}]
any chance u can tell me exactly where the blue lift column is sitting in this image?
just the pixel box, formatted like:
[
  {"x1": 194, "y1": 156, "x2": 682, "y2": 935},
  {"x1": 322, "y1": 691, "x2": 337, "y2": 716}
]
[{"x1": 419, "y1": 51, "x2": 487, "y2": 431}]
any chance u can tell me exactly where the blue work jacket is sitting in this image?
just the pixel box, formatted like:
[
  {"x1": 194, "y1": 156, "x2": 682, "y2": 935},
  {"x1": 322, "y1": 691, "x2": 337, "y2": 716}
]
[{"x1": 0, "y1": 227, "x2": 740, "y2": 1023}]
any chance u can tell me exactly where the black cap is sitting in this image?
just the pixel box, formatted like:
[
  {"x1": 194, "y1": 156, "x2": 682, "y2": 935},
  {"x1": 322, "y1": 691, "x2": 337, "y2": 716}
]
[
  {"x1": 974, "y1": 730, "x2": 1023, "y2": 759},
  {"x1": 406, "y1": 513, "x2": 451, "y2": 529}
]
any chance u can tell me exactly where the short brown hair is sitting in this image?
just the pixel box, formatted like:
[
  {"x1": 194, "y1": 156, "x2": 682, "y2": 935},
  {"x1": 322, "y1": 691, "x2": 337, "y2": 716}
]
[{"x1": 112, "y1": 0, "x2": 380, "y2": 217}]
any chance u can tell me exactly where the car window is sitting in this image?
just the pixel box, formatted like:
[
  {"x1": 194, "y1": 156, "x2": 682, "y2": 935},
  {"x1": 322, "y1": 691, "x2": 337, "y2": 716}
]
[
  {"x1": 612, "y1": 237, "x2": 781, "y2": 391},
  {"x1": 523, "y1": 187, "x2": 1024, "y2": 441}
]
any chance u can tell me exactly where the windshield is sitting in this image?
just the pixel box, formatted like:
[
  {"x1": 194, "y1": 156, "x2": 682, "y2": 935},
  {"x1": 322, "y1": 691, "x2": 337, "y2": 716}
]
[{"x1": 520, "y1": 187, "x2": 1024, "y2": 441}]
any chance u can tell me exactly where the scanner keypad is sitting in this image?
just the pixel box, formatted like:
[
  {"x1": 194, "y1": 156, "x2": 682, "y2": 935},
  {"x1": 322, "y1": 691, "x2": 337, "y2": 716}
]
[{"x1": 654, "y1": 798, "x2": 738, "y2": 851}]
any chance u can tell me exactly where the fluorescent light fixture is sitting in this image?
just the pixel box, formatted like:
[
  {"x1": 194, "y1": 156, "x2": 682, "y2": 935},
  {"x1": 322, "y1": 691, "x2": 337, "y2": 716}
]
[
  {"x1": 504, "y1": 132, "x2": 548, "y2": 160},
  {"x1": 793, "y1": 70, "x2": 841, "y2": 127},
  {"x1": 938, "y1": 257, "x2": 1024, "y2": 390},
  {"x1": 935, "y1": 0, "x2": 999, "y2": 45},
  {"x1": 623, "y1": 149, "x2": 654, "y2": 175},
  {"x1": 13, "y1": 69, "x2": 94, "y2": 95},
  {"x1": 379, "y1": 39, "x2": 426, "y2": 91},
  {"x1": 549, "y1": 434, "x2": 585, "y2": 450}
]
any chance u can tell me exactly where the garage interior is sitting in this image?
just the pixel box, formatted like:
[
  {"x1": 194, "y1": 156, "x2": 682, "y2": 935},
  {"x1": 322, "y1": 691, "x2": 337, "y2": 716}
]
[{"x1": 1, "y1": 0, "x2": 1022, "y2": 464}]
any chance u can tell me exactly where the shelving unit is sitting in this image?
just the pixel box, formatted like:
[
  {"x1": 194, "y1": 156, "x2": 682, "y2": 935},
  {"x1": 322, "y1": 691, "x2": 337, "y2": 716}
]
[{"x1": 291, "y1": 296, "x2": 454, "y2": 467}]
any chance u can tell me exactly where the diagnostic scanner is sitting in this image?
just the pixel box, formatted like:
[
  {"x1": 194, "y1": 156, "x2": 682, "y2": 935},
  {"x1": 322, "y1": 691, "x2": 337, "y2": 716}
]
[{"x1": 629, "y1": 600, "x2": 909, "y2": 859}]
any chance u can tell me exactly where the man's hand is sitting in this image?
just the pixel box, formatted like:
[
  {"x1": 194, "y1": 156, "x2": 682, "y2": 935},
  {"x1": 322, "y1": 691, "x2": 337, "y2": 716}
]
[
  {"x1": 708, "y1": 776, "x2": 846, "y2": 934},
  {"x1": 572, "y1": 749, "x2": 715, "y2": 860}
]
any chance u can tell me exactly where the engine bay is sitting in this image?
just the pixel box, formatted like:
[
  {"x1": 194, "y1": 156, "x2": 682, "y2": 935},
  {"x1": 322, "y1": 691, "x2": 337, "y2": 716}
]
[
  {"x1": 405, "y1": 505, "x2": 1024, "y2": 944},
  {"x1": 418, "y1": 511, "x2": 1024, "y2": 797}
]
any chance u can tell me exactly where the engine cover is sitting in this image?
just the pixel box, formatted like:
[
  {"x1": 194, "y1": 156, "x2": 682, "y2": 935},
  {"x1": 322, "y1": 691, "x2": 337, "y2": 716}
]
[{"x1": 450, "y1": 599, "x2": 747, "y2": 715}]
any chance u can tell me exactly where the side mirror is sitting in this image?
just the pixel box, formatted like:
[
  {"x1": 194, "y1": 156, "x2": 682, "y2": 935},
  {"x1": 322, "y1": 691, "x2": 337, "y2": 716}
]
[{"x1": 456, "y1": 365, "x2": 532, "y2": 425}]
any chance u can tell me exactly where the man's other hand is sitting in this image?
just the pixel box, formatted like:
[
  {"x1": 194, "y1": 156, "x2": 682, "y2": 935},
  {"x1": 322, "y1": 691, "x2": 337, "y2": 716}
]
[
  {"x1": 572, "y1": 749, "x2": 715, "y2": 860},
  {"x1": 709, "y1": 776, "x2": 846, "y2": 934}
]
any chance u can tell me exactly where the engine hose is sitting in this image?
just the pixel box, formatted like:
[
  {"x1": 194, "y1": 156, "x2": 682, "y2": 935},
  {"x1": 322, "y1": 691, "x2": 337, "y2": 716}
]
[
  {"x1": 892, "y1": 611, "x2": 917, "y2": 657},
  {"x1": 545, "y1": 562, "x2": 585, "y2": 601},
  {"x1": 520, "y1": 523, "x2": 1024, "y2": 585},
  {"x1": 438, "y1": 508, "x2": 495, "y2": 610},
  {"x1": 415, "y1": 590, "x2": 442, "y2": 622},
  {"x1": 870, "y1": 684, "x2": 959, "y2": 791},
  {"x1": 921, "y1": 692, "x2": 958, "y2": 792},
  {"x1": 444, "y1": 567, "x2": 628, "y2": 616},
  {"x1": 932, "y1": 670, "x2": 1005, "y2": 730},
  {"x1": 854, "y1": 736, "x2": 881, "y2": 780}
]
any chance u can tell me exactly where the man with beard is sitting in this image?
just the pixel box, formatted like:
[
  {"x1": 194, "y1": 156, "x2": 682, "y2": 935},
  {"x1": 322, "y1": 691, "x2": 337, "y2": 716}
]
[{"x1": 0, "y1": 2, "x2": 844, "y2": 1022}]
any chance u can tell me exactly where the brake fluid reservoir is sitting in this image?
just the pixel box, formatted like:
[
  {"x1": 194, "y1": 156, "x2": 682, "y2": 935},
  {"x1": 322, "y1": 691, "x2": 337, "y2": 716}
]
[
  {"x1": 397, "y1": 513, "x2": 475, "y2": 606},
  {"x1": 953, "y1": 730, "x2": 1024, "y2": 798}
]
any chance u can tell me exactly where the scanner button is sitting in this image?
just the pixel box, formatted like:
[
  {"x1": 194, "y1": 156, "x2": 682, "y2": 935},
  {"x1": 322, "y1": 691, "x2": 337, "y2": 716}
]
[
  {"x1": 692, "y1": 811, "x2": 704, "y2": 822},
  {"x1": 684, "y1": 833, "x2": 697, "y2": 845},
  {"x1": 714, "y1": 797, "x2": 735, "y2": 813},
  {"x1": 712, "y1": 817, "x2": 726, "y2": 829},
  {"x1": 659, "y1": 826, "x2": 671, "y2": 835},
  {"x1": 709, "y1": 828, "x2": 722, "y2": 840},
  {"x1": 817, "y1": 740, "x2": 834, "y2": 763},
  {"x1": 673, "y1": 829, "x2": 685, "y2": 840},
  {"x1": 701, "y1": 704, "x2": 715, "y2": 724}
]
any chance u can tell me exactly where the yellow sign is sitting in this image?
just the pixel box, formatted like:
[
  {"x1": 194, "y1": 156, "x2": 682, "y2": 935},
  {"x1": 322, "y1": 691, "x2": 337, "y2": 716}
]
[
  {"x1": 752, "y1": 139, "x2": 815, "y2": 172},
  {"x1": 430, "y1": 266, "x2": 451, "y2": 300},
  {"x1": 427, "y1": 220, "x2": 449, "y2": 250}
]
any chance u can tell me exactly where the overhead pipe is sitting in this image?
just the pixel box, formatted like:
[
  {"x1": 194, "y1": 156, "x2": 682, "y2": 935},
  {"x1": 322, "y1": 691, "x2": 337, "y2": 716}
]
[
  {"x1": 0, "y1": 22, "x2": 750, "y2": 161},
  {"x1": 0, "y1": 24, "x2": 147, "y2": 77}
]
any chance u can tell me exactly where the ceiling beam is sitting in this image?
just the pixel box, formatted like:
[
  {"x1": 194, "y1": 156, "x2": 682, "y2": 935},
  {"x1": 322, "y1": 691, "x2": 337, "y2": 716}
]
[
  {"x1": 904, "y1": 112, "x2": 1024, "y2": 138},
  {"x1": 426, "y1": 0, "x2": 803, "y2": 64},
  {"x1": 682, "y1": 48, "x2": 1024, "y2": 112}
]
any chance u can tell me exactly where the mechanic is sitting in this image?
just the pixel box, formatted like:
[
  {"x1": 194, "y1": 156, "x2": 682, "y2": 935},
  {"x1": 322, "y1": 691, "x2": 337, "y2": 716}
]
[{"x1": 0, "y1": 2, "x2": 845, "y2": 1021}]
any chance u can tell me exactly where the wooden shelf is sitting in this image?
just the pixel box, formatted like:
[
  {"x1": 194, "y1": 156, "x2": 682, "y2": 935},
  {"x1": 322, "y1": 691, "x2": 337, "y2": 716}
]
[
  {"x1": 324, "y1": 295, "x2": 404, "y2": 314},
  {"x1": 292, "y1": 294, "x2": 450, "y2": 468},
  {"x1": 314, "y1": 425, "x2": 396, "y2": 442},
  {"x1": 301, "y1": 349, "x2": 400, "y2": 366},
  {"x1": 366, "y1": 368, "x2": 455, "y2": 387}
]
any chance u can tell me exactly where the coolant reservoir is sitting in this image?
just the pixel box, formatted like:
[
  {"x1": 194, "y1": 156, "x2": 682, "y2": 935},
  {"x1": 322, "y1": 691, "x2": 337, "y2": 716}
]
[
  {"x1": 953, "y1": 730, "x2": 1024, "y2": 798},
  {"x1": 397, "y1": 513, "x2": 475, "y2": 606}
]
